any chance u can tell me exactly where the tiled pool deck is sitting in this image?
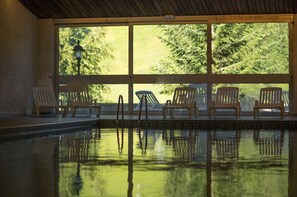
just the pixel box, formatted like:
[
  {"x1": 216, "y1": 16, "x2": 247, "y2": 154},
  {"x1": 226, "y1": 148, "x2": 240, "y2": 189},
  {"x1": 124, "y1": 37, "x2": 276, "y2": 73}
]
[{"x1": 1, "y1": 114, "x2": 297, "y2": 140}]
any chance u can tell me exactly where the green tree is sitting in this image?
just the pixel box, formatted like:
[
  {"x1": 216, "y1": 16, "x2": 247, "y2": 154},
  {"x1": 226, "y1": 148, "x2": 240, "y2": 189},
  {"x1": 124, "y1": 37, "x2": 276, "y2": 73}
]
[
  {"x1": 212, "y1": 23, "x2": 289, "y2": 74},
  {"x1": 154, "y1": 23, "x2": 288, "y2": 95},
  {"x1": 59, "y1": 27, "x2": 114, "y2": 101},
  {"x1": 151, "y1": 24, "x2": 207, "y2": 94}
]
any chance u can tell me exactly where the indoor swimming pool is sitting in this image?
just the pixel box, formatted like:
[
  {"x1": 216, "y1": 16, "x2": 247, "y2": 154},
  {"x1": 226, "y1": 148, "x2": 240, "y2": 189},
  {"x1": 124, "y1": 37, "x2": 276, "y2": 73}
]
[{"x1": 0, "y1": 128, "x2": 295, "y2": 197}]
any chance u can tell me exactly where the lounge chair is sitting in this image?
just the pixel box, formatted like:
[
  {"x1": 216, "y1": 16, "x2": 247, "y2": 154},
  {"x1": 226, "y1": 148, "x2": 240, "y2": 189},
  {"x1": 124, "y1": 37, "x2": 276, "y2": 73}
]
[
  {"x1": 253, "y1": 87, "x2": 284, "y2": 119},
  {"x1": 67, "y1": 81, "x2": 101, "y2": 117},
  {"x1": 33, "y1": 87, "x2": 67, "y2": 117},
  {"x1": 162, "y1": 87, "x2": 198, "y2": 119},
  {"x1": 208, "y1": 87, "x2": 241, "y2": 118},
  {"x1": 135, "y1": 90, "x2": 162, "y2": 110}
]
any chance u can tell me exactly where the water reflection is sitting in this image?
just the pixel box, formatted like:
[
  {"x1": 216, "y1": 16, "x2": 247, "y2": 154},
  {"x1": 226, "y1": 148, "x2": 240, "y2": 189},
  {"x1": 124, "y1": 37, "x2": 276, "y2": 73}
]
[{"x1": 0, "y1": 129, "x2": 295, "y2": 196}]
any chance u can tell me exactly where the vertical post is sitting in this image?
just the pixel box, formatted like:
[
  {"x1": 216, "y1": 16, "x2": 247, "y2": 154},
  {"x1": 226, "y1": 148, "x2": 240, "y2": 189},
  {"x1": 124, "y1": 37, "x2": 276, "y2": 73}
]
[{"x1": 128, "y1": 25, "x2": 134, "y2": 115}]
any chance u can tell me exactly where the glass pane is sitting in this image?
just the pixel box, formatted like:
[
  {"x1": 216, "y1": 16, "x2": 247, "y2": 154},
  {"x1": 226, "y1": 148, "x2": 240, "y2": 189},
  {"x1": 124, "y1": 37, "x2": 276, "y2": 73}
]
[
  {"x1": 91, "y1": 84, "x2": 128, "y2": 112},
  {"x1": 134, "y1": 83, "x2": 198, "y2": 113},
  {"x1": 134, "y1": 24, "x2": 207, "y2": 74},
  {"x1": 213, "y1": 84, "x2": 289, "y2": 112},
  {"x1": 212, "y1": 23, "x2": 289, "y2": 74},
  {"x1": 59, "y1": 26, "x2": 128, "y2": 75},
  {"x1": 59, "y1": 84, "x2": 128, "y2": 112}
]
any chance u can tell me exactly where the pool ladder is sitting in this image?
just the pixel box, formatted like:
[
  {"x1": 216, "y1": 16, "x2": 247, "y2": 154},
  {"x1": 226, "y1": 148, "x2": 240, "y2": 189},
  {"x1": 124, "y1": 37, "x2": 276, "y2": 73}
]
[
  {"x1": 116, "y1": 95, "x2": 124, "y2": 125},
  {"x1": 116, "y1": 94, "x2": 148, "y2": 126},
  {"x1": 137, "y1": 95, "x2": 148, "y2": 126}
]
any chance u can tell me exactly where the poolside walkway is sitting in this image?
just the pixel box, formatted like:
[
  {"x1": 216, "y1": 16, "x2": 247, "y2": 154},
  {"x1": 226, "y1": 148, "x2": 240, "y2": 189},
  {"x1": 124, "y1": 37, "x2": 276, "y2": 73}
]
[{"x1": 1, "y1": 114, "x2": 297, "y2": 140}]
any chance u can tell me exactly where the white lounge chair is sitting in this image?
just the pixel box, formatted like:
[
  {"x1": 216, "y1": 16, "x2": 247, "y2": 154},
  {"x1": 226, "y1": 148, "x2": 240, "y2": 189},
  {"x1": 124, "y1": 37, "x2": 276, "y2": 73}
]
[
  {"x1": 135, "y1": 90, "x2": 162, "y2": 110},
  {"x1": 33, "y1": 87, "x2": 67, "y2": 117}
]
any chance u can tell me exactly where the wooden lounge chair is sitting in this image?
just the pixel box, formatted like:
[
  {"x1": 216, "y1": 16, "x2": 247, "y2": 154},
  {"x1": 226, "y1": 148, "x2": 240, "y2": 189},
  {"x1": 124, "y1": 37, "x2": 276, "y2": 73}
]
[
  {"x1": 162, "y1": 87, "x2": 198, "y2": 119},
  {"x1": 253, "y1": 87, "x2": 284, "y2": 119},
  {"x1": 33, "y1": 87, "x2": 67, "y2": 117},
  {"x1": 67, "y1": 81, "x2": 101, "y2": 117},
  {"x1": 135, "y1": 90, "x2": 162, "y2": 110},
  {"x1": 208, "y1": 87, "x2": 241, "y2": 118}
]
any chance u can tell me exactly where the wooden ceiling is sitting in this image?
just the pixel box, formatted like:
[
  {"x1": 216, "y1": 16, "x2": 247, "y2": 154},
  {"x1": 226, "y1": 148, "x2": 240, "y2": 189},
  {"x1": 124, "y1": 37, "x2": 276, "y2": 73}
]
[{"x1": 18, "y1": 0, "x2": 297, "y2": 19}]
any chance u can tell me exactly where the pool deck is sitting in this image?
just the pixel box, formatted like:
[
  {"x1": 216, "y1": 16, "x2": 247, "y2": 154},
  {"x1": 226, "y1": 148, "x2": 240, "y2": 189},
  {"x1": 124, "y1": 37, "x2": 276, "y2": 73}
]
[{"x1": 0, "y1": 114, "x2": 297, "y2": 140}]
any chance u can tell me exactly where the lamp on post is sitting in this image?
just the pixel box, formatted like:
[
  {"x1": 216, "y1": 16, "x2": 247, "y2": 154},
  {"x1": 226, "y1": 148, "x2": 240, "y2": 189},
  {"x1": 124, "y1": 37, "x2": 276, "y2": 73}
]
[{"x1": 73, "y1": 40, "x2": 85, "y2": 75}]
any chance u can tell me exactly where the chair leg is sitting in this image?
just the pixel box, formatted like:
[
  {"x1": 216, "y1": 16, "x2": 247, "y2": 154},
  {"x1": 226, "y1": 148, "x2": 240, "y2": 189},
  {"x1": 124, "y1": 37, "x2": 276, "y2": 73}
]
[
  {"x1": 162, "y1": 108, "x2": 166, "y2": 119},
  {"x1": 36, "y1": 107, "x2": 40, "y2": 116},
  {"x1": 72, "y1": 108, "x2": 76, "y2": 117},
  {"x1": 194, "y1": 107, "x2": 198, "y2": 117},
  {"x1": 208, "y1": 108, "x2": 212, "y2": 119},
  {"x1": 89, "y1": 107, "x2": 92, "y2": 116},
  {"x1": 62, "y1": 107, "x2": 67, "y2": 117},
  {"x1": 188, "y1": 108, "x2": 192, "y2": 118},
  {"x1": 96, "y1": 107, "x2": 101, "y2": 117},
  {"x1": 281, "y1": 108, "x2": 284, "y2": 119}
]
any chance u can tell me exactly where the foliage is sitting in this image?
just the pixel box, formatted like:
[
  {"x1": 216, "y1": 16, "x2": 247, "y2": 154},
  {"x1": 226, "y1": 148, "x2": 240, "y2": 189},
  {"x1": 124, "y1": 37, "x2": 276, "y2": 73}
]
[
  {"x1": 59, "y1": 27, "x2": 114, "y2": 101},
  {"x1": 212, "y1": 23, "x2": 289, "y2": 74},
  {"x1": 59, "y1": 23, "x2": 289, "y2": 102},
  {"x1": 153, "y1": 23, "x2": 289, "y2": 94},
  {"x1": 151, "y1": 24, "x2": 207, "y2": 94}
]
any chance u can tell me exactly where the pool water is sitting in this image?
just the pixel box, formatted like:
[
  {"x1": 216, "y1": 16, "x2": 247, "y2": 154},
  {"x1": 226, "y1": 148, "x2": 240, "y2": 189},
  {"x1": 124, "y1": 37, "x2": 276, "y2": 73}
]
[{"x1": 0, "y1": 129, "x2": 295, "y2": 197}]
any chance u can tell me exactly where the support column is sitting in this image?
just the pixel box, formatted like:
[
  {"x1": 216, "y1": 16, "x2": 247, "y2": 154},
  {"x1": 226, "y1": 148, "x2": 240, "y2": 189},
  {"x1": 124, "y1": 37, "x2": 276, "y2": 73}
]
[{"x1": 290, "y1": 15, "x2": 297, "y2": 115}]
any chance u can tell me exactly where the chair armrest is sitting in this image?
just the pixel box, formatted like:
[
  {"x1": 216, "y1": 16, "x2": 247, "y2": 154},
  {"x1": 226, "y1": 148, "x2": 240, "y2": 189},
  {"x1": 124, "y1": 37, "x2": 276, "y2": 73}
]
[
  {"x1": 254, "y1": 100, "x2": 259, "y2": 107},
  {"x1": 165, "y1": 100, "x2": 171, "y2": 106},
  {"x1": 209, "y1": 101, "x2": 215, "y2": 107},
  {"x1": 280, "y1": 100, "x2": 284, "y2": 107}
]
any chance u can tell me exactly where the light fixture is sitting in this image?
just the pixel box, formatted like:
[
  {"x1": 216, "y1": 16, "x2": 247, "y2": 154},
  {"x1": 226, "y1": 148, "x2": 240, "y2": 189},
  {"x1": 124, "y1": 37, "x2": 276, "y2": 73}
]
[
  {"x1": 73, "y1": 40, "x2": 85, "y2": 75},
  {"x1": 164, "y1": 15, "x2": 175, "y2": 20}
]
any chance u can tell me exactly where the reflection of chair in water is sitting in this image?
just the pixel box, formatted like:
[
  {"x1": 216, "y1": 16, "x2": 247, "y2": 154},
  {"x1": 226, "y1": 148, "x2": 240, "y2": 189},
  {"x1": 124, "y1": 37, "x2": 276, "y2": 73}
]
[
  {"x1": 253, "y1": 87, "x2": 284, "y2": 119},
  {"x1": 162, "y1": 87, "x2": 198, "y2": 119},
  {"x1": 68, "y1": 81, "x2": 101, "y2": 117},
  {"x1": 163, "y1": 130, "x2": 207, "y2": 162},
  {"x1": 33, "y1": 137, "x2": 57, "y2": 155},
  {"x1": 253, "y1": 130, "x2": 285, "y2": 155},
  {"x1": 135, "y1": 90, "x2": 162, "y2": 110},
  {"x1": 33, "y1": 87, "x2": 67, "y2": 117},
  {"x1": 208, "y1": 87, "x2": 241, "y2": 118},
  {"x1": 188, "y1": 84, "x2": 207, "y2": 110},
  {"x1": 62, "y1": 134, "x2": 90, "y2": 163},
  {"x1": 213, "y1": 130, "x2": 241, "y2": 159}
]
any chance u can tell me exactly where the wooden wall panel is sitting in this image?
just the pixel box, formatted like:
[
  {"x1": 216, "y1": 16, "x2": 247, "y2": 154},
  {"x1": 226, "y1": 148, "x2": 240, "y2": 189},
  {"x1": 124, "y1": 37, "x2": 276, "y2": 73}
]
[{"x1": 18, "y1": 0, "x2": 297, "y2": 19}]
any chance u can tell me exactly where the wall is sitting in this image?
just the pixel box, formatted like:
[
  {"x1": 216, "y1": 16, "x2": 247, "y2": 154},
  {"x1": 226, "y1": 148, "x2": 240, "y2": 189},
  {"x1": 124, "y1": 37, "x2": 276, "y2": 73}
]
[
  {"x1": 0, "y1": 0, "x2": 37, "y2": 115},
  {"x1": 37, "y1": 19, "x2": 55, "y2": 88}
]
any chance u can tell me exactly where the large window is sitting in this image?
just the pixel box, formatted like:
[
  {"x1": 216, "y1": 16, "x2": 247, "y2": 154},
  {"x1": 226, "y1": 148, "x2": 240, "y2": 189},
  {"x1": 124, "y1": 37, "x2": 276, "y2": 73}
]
[{"x1": 57, "y1": 19, "x2": 290, "y2": 114}]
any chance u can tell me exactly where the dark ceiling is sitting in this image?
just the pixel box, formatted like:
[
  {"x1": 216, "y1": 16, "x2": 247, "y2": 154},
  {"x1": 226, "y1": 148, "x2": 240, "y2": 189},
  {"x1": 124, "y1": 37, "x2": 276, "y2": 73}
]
[{"x1": 18, "y1": 0, "x2": 297, "y2": 19}]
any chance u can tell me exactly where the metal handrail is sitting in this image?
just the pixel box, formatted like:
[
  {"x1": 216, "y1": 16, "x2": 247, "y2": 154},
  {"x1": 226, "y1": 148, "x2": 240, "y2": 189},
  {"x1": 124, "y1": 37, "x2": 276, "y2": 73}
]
[
  {"x1": 116, "y1": 95, "x2": 124, "y2": 125},
  {"x1": 138, "y1": 95, "x2": 148, "y2": 126}
]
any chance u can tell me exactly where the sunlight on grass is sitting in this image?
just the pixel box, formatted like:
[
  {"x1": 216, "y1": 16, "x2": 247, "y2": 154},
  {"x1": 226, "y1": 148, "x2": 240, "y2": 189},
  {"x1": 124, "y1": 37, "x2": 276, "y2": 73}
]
[{"x1": 134, "y1": 25, "x2": 170, "y2": 74}]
